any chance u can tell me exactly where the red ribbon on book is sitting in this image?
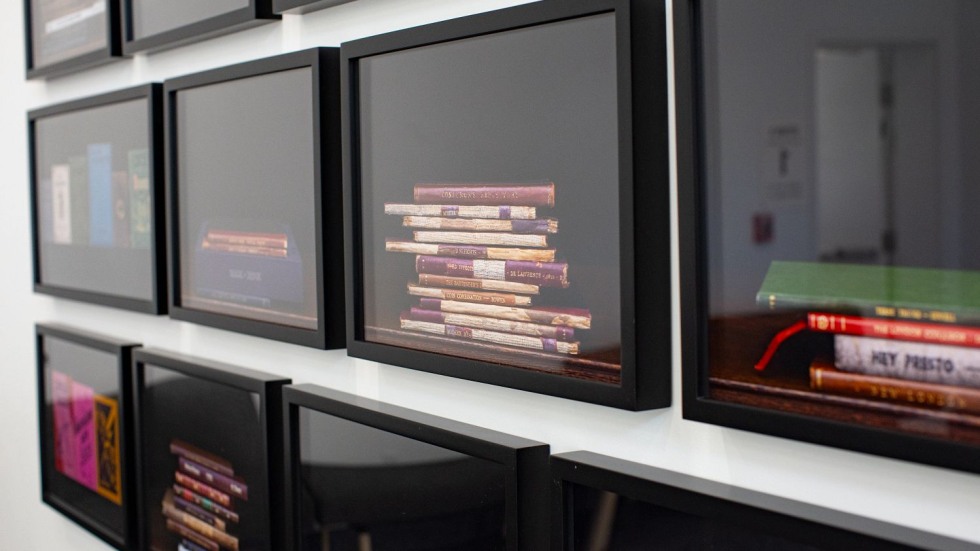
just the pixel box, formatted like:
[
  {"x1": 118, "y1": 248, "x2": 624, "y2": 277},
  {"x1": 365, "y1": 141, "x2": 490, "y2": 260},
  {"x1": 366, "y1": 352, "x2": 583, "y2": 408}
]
[{"x1": 754, "y1": 320, "x2": 807, "y2": 372}]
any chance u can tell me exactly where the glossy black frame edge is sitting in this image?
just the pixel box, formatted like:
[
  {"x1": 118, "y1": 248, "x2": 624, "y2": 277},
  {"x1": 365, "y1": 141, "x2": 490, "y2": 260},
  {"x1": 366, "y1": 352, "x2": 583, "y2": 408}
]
[
  {"x1": 165, "y1": 48, "x2": 344, "y2": 349},
  {"x1": 131, "y1": 348, "x2": 290, "y2": 551},
  {"x1": 674, "y1": 0, "x2": 980, "y2": 475},
  {"x1": 120, "y1": 0, "x2": 279, "y2": 55},
  {"x1": 28, "y1": 83, "x2": 168, "y2": 315},
  {"x1": 281, "y1": 384, "x2": 550, "y2": 551},
  {"x1": 24, "y1": 0, "x2": 124, "y2": 79},
  {"x1": 550, "y1": 451, "x2": 971, "y2": 551},
  {"x1": 341, "y1": 0, "x2": 671, "y2": 410},
  {"x1": 36, "y1": 323, "x2": 141, "y2": 550},
  {"x1": 273, "y1": 0, "x2": 353, "y2": 15}
]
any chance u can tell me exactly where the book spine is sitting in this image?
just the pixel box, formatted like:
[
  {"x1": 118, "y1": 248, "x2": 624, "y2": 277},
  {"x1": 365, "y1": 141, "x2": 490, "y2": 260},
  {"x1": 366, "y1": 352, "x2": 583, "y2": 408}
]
[
  {"x1": 418, "y1": 298, "x2": 591, "y2": 329},
  {"x1": 170, "y1": 439, "x2": 235, "y2": 477},
  {"x1": 407, "y1": 284, "x2": 531, "y2": 306},
  {"x1": 164, "y1": 502, "x2": 239, "y2": 551},
  {"x1": 174, "y1": 472, "x2": 232, "y2": 507},
  {"x1": 112, "y1": 171, "x2": 130, "y2": 247},
  {"x1": 68, "y1": 155, "x2": 88, "y2": 245},
  {"x1": 87, "y1": 143, "x2": 113, "y2": 247},
  {"x1": 401, "y1": 318, "x2": 578, "y2": 354},
  {"x1": 173, "y1": 484, "x2": 239, "y2": 523},
  {"x1": 402, "y1": 216, "x2": 557, "y2": 234},
  {"x1": 418, "y1": 274, "x2": 539, "y2": 295},
  {"x1": 386, "y1": 240, "x2": 555, "y2": 262},
  {"x1": 181, "y1": 540, "x2": 210, "y2": 551},
  {"x1": 205, "y1": 230, "x2": 288, "y2": 249},
  {"x1": 174, "y1": 494, "x2": 228, "y2": 531},
  {"x1": 51, "y1": 164, "x2": 72, "y2": 244},
  {"x1": 127, "y1": 148, "x2": 151, "y2": 249},
  {"x1": 834, "y1": 335, "x2": 980, "y2": 389},
  {"x1": 809, "y1": 312, "x2": 980, "y2": 348},
  {"x1": 201, "y1": 241, "x2": 288, "y2": 258},
  {"x1": 178, "y1": 457, "x2": 248, "y2": 501},
  {"x1": 384, "y1": 203, "x2": 536, "y2": 219},
  {"x1": 408, "y1": 307, "x2": 574, "y2": 340},
  {"x1": 811, "y1": 364, "x2": 980, "y2": 414},
  {"x1": 413, "y1": 231, "x2": 548, "y2": 248},
  {"x1": 415, "y1": 256, "x2": 568, "y2": 288},
  {"x1": 165, "y1": 519, "x2": 219, "y2": 551},
  {"x1": 413, "y1": 183, "x2": 555, "y2": 207}
]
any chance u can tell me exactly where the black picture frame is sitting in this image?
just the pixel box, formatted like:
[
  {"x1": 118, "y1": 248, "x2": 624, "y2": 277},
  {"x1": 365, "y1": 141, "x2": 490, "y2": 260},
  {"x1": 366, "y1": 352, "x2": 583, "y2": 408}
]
[
  {"x1": 132, "y1": 348, "x2": 290, "y2": 551},
  {"x1": 121, "y1": 0, "x2": 279, "y2": 54},
  {"x1": 675, "y1": 0, "x2": 980, "y2": 474},
  {"x1": 24, "y1": 0, "x2": 123, "y2": 79},
  {"x1": 37, "y1": 323, "x2": 140, "y2": 550},
  {"x1": 341, "y1": 0, "x2": 670, "y2": 409},
  {"x1": 165, "y1": 48, "x2": 344, "y2": 349},
  {"x1": 29, "y1": 84, "x2": 167, "y2": 315},
  {"x1": 551, "y1": 451, "x2": 970, "y2": 550},
  {"x1": 273, "y1": 0, "x2": 352, "y2": 16},
  {"x1": 282, "y1": 384, "x2": 550, "y2": 551}
]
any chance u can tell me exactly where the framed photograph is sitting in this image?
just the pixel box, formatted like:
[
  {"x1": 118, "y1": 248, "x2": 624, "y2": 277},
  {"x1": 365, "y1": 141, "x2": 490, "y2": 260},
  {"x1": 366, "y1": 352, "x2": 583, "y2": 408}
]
[
  {"x1": 25, "y1": 0, "x2": 122, "y2": 78},
  {"x1": 165, "y1": 48, "x2": 344, "y2": 348},
  {"x1": 133, "y1": 348, "x2": 290, "y2": 551},
  {"x1": 121, "y1": 0, "x2": 278, "y2": 54},
  {"x1": 29, "y1": 84, "x2": 166, "y2": 314},
  {"x1": 37, "y1": 323, "x2": 140, "y2": 549},
  {"x1": 273, "y1": 0, "x2": 352, "y2": 16},
  {"x1": 676, "y1": 0, "x2": 980, "y2": 473},
  {"x1": 282, "y1": 384, "x2": 550, "y2": 551},
  {"x1": 342, "y1": 0, "x2": 670, "y2": 409},
  {"x1": 552, "y1": 451, "x2": 966, "y2": 550}
]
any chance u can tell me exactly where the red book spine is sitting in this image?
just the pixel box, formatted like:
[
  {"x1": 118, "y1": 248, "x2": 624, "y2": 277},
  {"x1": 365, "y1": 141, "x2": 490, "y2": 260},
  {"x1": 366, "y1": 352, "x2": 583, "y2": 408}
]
[
  {"x1": 175, "y1": 472, "x2": 232, "y2": 507},
  {"x1": 415, "y1": 256, "x2": 568, "y2": 288},
  {"x1": 173, "y1": 484, "x2": 240, "y2": 523},
  {"x1": 808, "y1": 312, "x2": 980, "y2": 348},
  {"x1": 413, "y1": 183, "x2": 555, "y2": 207}
]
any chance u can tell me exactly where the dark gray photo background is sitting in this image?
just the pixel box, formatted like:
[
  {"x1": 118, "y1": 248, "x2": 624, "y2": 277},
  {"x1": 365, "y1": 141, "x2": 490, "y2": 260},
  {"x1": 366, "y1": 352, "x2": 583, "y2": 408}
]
[
  {"x1": 131, "y1": 0, "x2": 248, "y2": 39},
  {"x1": 40, "y1": 336, "x2": 124, "y2": 538},
  {"x1": 31, "y1": 0, "x2": 108, "y2": 67},
  {"x1": 34, "y1": 98, "x2": 153, "y2": 301},
  {"x1": 177, "y1": 67, "x2": 318, "y2": 328},
  {"x1": 358, "y1": 13, "x2": 622, "y2": 365}
]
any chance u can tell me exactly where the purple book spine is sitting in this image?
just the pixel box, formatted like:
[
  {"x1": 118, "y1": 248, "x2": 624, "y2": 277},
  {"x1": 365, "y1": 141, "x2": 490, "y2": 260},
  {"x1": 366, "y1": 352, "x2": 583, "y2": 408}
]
[
  {"x1": 414, "y1": 184, "x2": 555, "y2": 207},
  {"x1": 415, "y1": 256, "x2": 568, "y2": 287},
  {"x1": 178, "y1": 457, "x2": 248, "y2": 501}
]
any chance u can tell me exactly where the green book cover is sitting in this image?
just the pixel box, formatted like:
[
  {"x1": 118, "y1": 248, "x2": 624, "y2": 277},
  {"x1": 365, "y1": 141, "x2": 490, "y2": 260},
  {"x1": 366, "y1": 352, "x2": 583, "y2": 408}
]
[
  {"x1": 128, "y1": 148, "x2": 151, "y2": 249},
  {"x1": 68, "y1": 154, "x2": 89, "y2": 245},
  {"x1": 756, "y1": 261, "x2": 980, "y2": 325}
]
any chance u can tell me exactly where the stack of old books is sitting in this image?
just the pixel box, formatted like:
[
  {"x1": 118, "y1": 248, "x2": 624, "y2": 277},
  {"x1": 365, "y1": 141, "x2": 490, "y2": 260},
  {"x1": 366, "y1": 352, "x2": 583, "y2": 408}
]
[
  {"x1": 757, "y1": 261, "x2": 980, "y2": 415},
  {"x1": 162, "y1": 439, "x2": 246, "y2": 551},
  {"x1": 384, "y1": 182, "x2": 591, "y2": 356}
]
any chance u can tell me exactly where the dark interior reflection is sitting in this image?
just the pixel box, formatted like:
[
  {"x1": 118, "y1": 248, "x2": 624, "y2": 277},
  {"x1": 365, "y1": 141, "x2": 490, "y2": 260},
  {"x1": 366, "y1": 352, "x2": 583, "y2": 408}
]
[{"x1": 297, "y1": 408, "x2": 506, "y2": 551}]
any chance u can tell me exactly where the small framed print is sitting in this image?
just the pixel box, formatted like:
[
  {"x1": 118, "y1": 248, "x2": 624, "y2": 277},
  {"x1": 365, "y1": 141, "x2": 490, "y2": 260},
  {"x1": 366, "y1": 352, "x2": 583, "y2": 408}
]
[
  {"x1": 165, "y1": 49, "x2": 344, "y2": 348},
  {"x1": 121, "y1": 0, "x2": 278, "y2": 54},
  {"x1": 272, "y1": 0, "x2": 352, "y2": 15},
  {"x1": 133, "y1": 348, "x2": 290, "y2": 551},
  {"x1": 37, "y1": 323, "x2": 139, "y2": 549},
  {"x1": 552, "y1": 451, "x2": 966, "y2": 550},
  {"x1": 30, "y1": 84, "x2": 167, "y2": 314},
  {"x1": 282, "y1": 384, "x2": 550, "y2": 551},
  {"x1": 342, "y1": 0, "x2": 671, "y2": 409},
  {"x1": 25, "y1": 0, "x2": 122, "y2": 78},
  {"x1": 676, "y1": 0, "x2": 980, "y2": 473}
]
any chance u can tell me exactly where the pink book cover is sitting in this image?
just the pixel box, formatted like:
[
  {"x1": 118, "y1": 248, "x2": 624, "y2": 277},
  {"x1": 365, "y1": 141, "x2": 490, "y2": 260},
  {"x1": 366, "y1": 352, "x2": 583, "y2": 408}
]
[
  {"x1": 70, "y1": 380, "x2": 97, "y2": 491},
  {"x1": 50, "y1": 370, "x2": 77, "y2": 479}
]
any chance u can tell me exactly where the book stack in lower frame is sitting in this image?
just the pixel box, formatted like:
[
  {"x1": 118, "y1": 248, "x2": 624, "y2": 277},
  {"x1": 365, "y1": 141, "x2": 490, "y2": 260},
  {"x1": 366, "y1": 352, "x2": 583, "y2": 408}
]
[
  {"x1": 383, "y1": 182, "x2": 592, "y2": 357},
  {"x1": 162, "y1": 439, "x2": 247, "y2": 551}
]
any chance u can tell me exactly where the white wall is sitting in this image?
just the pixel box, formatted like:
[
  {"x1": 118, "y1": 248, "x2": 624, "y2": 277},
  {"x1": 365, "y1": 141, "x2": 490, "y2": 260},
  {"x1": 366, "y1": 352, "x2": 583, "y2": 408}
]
[{"x1": 2, "y1": 1, "x2": 980, "y2": 549}]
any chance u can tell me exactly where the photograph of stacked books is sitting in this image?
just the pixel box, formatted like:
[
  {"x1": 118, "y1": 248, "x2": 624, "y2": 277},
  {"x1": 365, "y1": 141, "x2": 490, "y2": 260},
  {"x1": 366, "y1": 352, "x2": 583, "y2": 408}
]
[
  {"x1": 708, "y1": 261, "x2": 980, "y2": 444},
  {"x1": 372, "y1": 182, "x2": 619, "y2": 381},
  {"x1": 161, "y1": 439, "x2": 247, "y2": 551}
]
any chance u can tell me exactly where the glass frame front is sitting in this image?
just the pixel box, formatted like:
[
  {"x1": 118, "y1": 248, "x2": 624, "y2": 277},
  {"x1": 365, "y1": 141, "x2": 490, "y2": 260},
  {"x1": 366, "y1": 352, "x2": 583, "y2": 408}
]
[
  {"x1": 24, "y1": 0, "x2": 122, "y2": 78},
  {"x1": 120, "y1": 0, "x2": 278, "y2": 54}
]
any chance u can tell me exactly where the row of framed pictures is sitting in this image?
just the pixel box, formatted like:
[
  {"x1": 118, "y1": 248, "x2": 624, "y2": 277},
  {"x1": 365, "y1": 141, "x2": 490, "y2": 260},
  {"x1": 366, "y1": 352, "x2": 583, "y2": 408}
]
[
  {"x1": 37, "y1": 323, "x2": 968, "y2": 551},
  {"x1": 24, "y1": 0, "x2": 352, "y2": 78}
]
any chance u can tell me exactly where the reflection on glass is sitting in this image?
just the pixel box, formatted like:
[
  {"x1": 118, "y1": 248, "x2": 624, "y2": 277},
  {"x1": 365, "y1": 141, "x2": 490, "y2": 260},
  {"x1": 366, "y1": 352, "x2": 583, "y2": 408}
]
[
  {"x1": 30, "y1": 0, "x2": 108, "y2": 67},
  {"x1": 176, "y1": 67, "x2": 318, "y2": 329},
  {"x1": 34, "y1": 98, "x2": 154, "y2": 301},
  {"x1": 41, "y1": 336, "x2": 124, "y2": 535},
  {"x1": 140, "y1": 365, "x2": 268, "y2": 551},
  {"x1": 358, "y1": 13, "x2": 622, "y2": 383},
  {"x1": 131, "y1": 0, "x2": 249, "y2": 40},
  {"x1": 297, "y1": 408, "x2": 507, "y2": 551},
  {"x1": 701, "y1": 0, "x2": 980, "y2": 443},
  {"x1": 569, "y1": 485, "x2": 821, "y2": 550}
]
